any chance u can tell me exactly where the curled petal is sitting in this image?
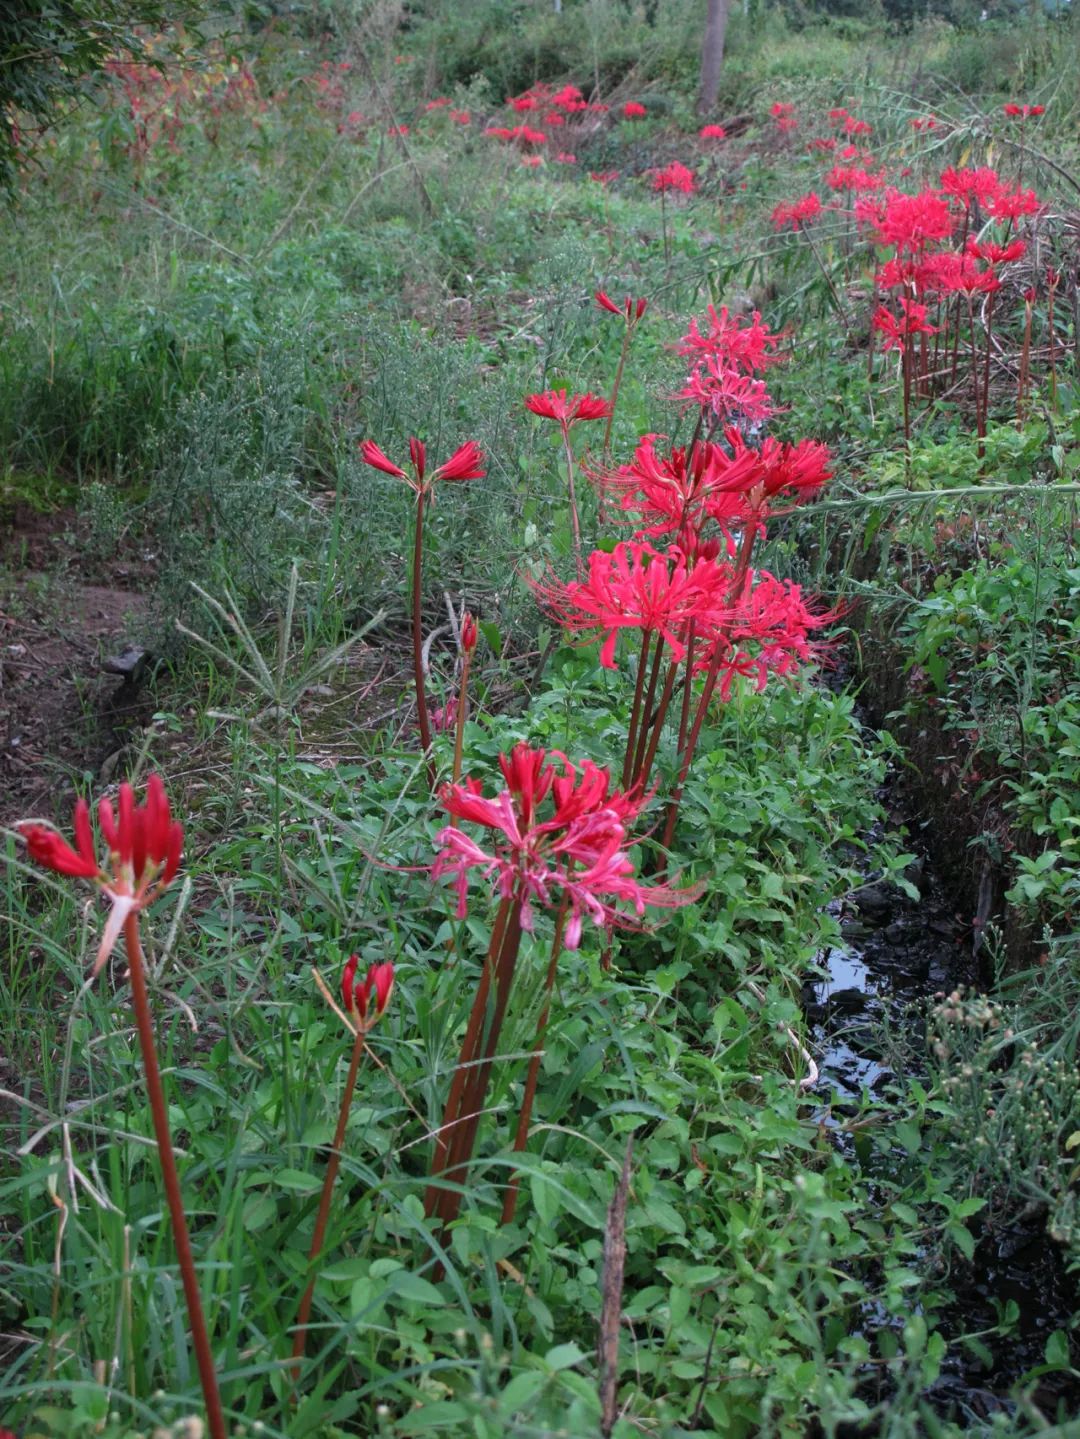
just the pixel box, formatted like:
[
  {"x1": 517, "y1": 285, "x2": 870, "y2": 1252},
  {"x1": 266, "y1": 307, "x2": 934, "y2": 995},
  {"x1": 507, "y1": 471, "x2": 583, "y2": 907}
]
[{"x1": 359, "y1": 440, "x2": 408, "y2": 479}]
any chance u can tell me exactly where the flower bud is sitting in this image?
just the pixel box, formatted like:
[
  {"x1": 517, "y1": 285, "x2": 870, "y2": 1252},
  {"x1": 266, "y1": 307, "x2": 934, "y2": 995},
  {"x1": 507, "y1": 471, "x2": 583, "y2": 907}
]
[{"x1": 461, "y1": 613, "x2": 478, "y2": 653}]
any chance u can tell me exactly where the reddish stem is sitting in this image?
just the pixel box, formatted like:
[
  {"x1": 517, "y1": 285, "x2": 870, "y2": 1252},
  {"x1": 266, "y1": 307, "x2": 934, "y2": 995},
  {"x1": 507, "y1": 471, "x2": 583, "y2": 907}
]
[
  {"x1": 622, "y1": 630, "x2": 652, "y2": 790},
  {"x1": 291, "y1": 1030, "x2": 367, "y2": 1378},
  {"x1": 500, "y1": 902, "x2": 567, "y2": 1227},
  {"x1": 560, "y1": 429, "x2": 585, "y2": 580},
  {"x1": 603, "y1": 322, "x2": 633, "y2": 459},
  {"x1": 123, "y1": 914, "x2": 226, "y2": 1439},
  {"x1": 630, "y1": 634, "x2": 665, "y2": 786},
  {"x1": 412, "y1": 490, "x2": 435, "y2": 785}
]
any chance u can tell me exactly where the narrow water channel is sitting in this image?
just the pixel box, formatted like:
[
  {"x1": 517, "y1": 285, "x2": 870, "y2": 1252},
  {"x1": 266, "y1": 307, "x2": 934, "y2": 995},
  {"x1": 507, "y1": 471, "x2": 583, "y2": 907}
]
[{"x1": 805, "y1": 791, "x2": 1080, "y2": 1430}]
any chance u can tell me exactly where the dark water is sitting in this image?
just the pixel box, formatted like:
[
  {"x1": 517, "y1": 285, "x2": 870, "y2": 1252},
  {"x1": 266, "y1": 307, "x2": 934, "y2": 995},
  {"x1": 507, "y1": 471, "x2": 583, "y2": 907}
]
[{"x1": 804, "y1": 822, "x2": 1080, "y2": 1430}]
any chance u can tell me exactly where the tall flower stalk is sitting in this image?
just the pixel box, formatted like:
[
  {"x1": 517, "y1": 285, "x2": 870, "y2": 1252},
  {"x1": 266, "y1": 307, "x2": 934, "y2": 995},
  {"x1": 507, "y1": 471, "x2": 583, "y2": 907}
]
[
  {"x1": 525, "y1": 390, "x2": 612, "y2": 578},
  {"x1": 19, "y1": 779, "x2": 227, "y2": 1439},
  {"x1": 291, "y1": 957, "x2": 394, "y2": 1379},
  {"x1": 595, "y1": 290, "x2": 647, "y2": 459},
  {"x1": 359, "y1": 438, "x2": 486, "y2": 784},
  {"x1": 425, "y1": 745, "x2": 691, "y2": 1234}
]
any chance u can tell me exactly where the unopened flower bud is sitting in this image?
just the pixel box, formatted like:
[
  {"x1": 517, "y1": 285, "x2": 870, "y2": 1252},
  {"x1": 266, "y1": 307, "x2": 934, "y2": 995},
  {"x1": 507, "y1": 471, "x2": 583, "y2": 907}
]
[{"x1": 461, "y1": 613, "x2": 478, "y2": 653}]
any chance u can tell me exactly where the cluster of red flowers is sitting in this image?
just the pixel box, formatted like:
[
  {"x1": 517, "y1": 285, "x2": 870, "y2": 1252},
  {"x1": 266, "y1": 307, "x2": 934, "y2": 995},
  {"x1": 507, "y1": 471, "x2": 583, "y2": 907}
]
[
  {"x1": 771, "y1": 191, "x2": 822, "y2": 231},
  {"x1": 651, "y1": 161, "x2": 697, "y2": 194},
  {"x1": 104, "y1": 50, "x2": 268, "y2": 164},
  {"x1": 433, "y1": 744, "x2": 688, "y2": 948},
  {"x1": 770, "y1": 101, "x2": 797, "y2": 133},
  {"x1": 675, "y1": 304, "x2": 785, "y2": 426}
]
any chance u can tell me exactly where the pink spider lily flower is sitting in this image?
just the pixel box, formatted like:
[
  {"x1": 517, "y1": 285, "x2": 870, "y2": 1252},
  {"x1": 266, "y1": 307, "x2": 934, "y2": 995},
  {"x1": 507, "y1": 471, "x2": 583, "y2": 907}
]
[
  {"x1": 341, "y1": 955, "x2": 395, "y2": 1032},
  {"x1": 524, "y1": 389, "x2": 612, "y2": 434},
  {"x1": 19, "y1": 774, "x2": 183, "y2": 977},
  {"x1": 358, "y1": 437, "x2": 485, "y2": 497},
  {"x1": 650, "y1": 161, "x2": 696, "y2": 193},
  {"x1": 529, "y1": 539, "x2": 731, "y2": 669},
  {"x1": 595, "y1": 289, "x2": 648, "y2": 322},
  {"x1": 432, "y1": 744, "x2": 692, "y2": 947}
]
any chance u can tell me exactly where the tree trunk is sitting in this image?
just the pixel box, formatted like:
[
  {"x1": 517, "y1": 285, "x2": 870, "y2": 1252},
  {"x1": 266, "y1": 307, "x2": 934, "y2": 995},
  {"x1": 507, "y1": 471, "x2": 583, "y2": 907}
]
[{"x1": 697, "y1": 0, "x2": 730, "y2": 116}]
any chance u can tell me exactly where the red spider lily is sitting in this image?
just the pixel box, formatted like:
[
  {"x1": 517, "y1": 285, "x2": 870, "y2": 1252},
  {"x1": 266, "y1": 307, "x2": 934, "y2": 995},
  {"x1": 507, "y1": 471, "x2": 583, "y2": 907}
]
[
  {"x1": 525, "y1": 389, "x2": 612, "y2": 431},
  {"x1": 910, "y1": 116, "x2": 938, "y2": 131},
  {"x1": 598, "y1": 434, "x2": 760, "y2": 538},
  {"x1": 450, "y1": 110, "x2": 470, "y2": 124},
  {"x1": 828, "y1": 107, "x2": 849, "y2": 123},
  {"x1": 699, "y1": 124, "x2": 726, "y2": 139},
  {"x1": 1003, "y1": 103, "x2": 1045, "y2": 118},
  {"x1": 870, "y1": 189, "x2": 955, "y2": 253},
  {"x1": 696, "y1": 569, "x2": 836, "y2": 700},
  {"x1": 461, "y1": 613, "x2": 478, "y2": 652},
  {"x1": 844, "y1": 116, "x2": 872, "y2": 136},
  {"x1": 590, "y1": 169, "x2": 620, "y2": 184},
  {"x1": 651, "y1": 162, "x2": 696, "y2": 193},
  {"x1": 872, "y1": 300, "x2": 937, "y2": 353},
  {"x1": 967, "y1": 238, "x2": 1026, "y2": 267},
  {"x1": 433, "y1": 744, "x2": 689, "y2": 944},
  {"x1": 425, "y1": 98, "x2": 450, "y2": 110},
  {"x1": 595, "y1": 289, "x2": 648, "y2": 322},
  {"x1": 771, "y1": 191, "x2": 823, "y2": 231},
  {"x1": 550, "y1": 84, "x2": 586, "y2": 111},
  {"x1": 770, "y1": 101, "x2": 797, "y2": 132},
  {"x1": 677, "y1": 359, "x2": 776, "y2": 428},
  {"x1": 990, "y1": 186, "x2": 1040, "y2": 223},
  {"x1": 939, "y1": 166, "x2": 1002, "y2": 212},
  {"x1": 521, "y1": 154, "x2": 543, "y2": 167},
  {"x1": 544, "y1": 112, "x2": 565, "y2": 126},
  {"x1": 826, "y1": 164, "x2": 886, "y2": 192},
  {"x1": 341, "y1": 955, "x2": 395, "y2": 1032},
  {"x1": 20, "y1": 775, "x2": 183, "y2": 976},
  {"x1": 555, "y1": 151, "x2": 577, "y2": 164},
  {"x1": 676, "y1": 304, "x2": 786, "y2": 374},
  {"x1": 623, "y1": 102, "x2": 647, "y2": 119},
  {"x1": 807, "y1": 136, "x2": 837, "y2": 152},
  {"x1": 715, "y1": 431, "x2": 833, "y2": 517},
  {"x1": 358, "y1": 437, "x2": 485, "y2": 496},
  {"x1": 529, "y1": 540, "x2": 731, "y2": 669}
]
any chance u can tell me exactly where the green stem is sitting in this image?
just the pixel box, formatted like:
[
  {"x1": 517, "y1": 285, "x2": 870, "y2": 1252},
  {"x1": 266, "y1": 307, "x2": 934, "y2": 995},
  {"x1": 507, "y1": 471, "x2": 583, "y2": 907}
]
[
  {"x1": 123, "y1": 914, "x2": 226, "y2": 1439},
  {"x1": 603, "y1": 322, "x2": 632, "y2": 459}
]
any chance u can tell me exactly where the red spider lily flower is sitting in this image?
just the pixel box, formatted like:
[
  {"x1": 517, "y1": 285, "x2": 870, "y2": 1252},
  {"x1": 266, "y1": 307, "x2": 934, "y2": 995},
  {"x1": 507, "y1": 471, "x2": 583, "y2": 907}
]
[
  {"x1": 807, "y1": 136, "x2": 837, "y2": 152},
  {"x1": 676, "y1": 304, "x2": 786, "y2": 374},
  {"x1": 529, "y1": 540, "x2": 731, "y2": 669},
  {"x1": 521, "y1": 154, "x2": 544, "y2": 168},
  {"x1": 595, "y1": 290, "x2": 648, "y2": 322},
  {"x1": 677, "y1": 359, "x2": 776, "y2": 428},
  {"x1": 544, "y1": 112, "x2": 566, "y2": 126},
  {"x1": 341, "y1": 955, "x2": 394, "y2": 1032},
  {"x1": 771, "y1": 191, "x2": 822, "y2": 231},
  {"x1": 524, "y1": 389, "x2": 612, "y2": 433},
  {"x1": 1003, "y1": 103, "x2": 1045, "y2": 118},
  {"x1": 651, "y1": 162, "x2": 696, "y2": 193},
  {"x1": 844, "y1": 116, "x2": 872, "y2": 136},
  {"x1": 696, "y1": 569, "x2": 836, "y2": 700},
  {"x1": 910, "y1": 115, "x2": 938, "y2": 131},
  {"x1": 461, "y1": 613, "x2": 478, "y2": 653},
  {"x1": 990, "y1": 186, "x2": 1040, "y2": 223},
  {"x1": 430, "y1": 696, "x2": 457, "y2": 733},
  {"x1": 870, "y1": 189, "x2": 955, "y2": 253},
  {"x1": 450, "y1": 110, "x2": 470, "y2": 124},
  {"x1": 872, "y1": 299, "x2": 937, "y2": 354},
  {"x1": 550, "y1": 84, "x2": 586, "y2": 111},
  {"x1": 387, "y1": 124, "x2": 410, "y2": 137},
  {"x1": 590, "y1": 169, "x2": 620, "y2": 184},
  {"x1": 555, "y1": 151, "x2": 577, "y2": 164},
  {"x1": 826, "y1": 165, "x2": 885, "y2": 192},
  {"x1": 939, "y1": 166, "x2": 1002, "y2": 212},
  {"x1": 828, "y1": 107, "x2": 849, "y2": 123},
  {"x1": 433, "y1": 744, "x2": 692, "y2": 947},
  {"x1": 623, "y1": 102, "x2": 647, "y2": 119},
  {"x1": 715, "y1": 431, "x2": 833, "y2": 516},
  {"x1": 425, "y1": 98, "x2": 450, "y2": 110},
  {"x1": 598, "y1": 434, "x2": 761, "y2": 538},
  {"x1": 509, "y1": 93, "x2": 541, "y2": 112},
  {"x1": 699, "y1": 124, "x2": 726, "y2": 139},
  {"x1": 19, "y1": 774, "x2": 183, "y2": 977},
  {"x1": 967, "y1": 238, "x2": 1026, "y2": 267},
  {"x1": 359, "y1": 437, "x2": 485, "y2": 497}
]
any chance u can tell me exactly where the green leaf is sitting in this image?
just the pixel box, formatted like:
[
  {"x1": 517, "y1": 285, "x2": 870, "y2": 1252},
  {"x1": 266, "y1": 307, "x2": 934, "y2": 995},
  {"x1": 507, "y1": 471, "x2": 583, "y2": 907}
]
[
  {"x1": 273, "y1": 1168, "x2": 322, "y2": 1194},
  {"x1": 545, "y1": 1341, "x2": 586, "y2": 1371}
]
